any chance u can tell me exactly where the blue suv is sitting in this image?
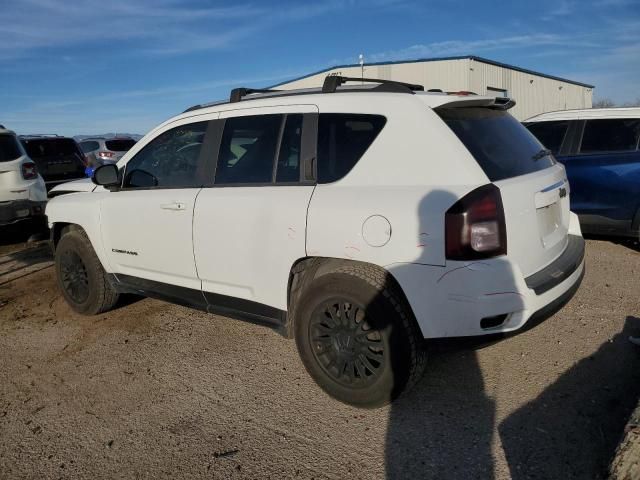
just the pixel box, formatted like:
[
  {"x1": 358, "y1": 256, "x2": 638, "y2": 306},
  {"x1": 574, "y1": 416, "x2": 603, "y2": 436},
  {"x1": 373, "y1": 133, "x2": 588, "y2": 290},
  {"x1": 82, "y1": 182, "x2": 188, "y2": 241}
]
[{"x1": 525, "y1": 108, "x2": 640, "y2": 240}]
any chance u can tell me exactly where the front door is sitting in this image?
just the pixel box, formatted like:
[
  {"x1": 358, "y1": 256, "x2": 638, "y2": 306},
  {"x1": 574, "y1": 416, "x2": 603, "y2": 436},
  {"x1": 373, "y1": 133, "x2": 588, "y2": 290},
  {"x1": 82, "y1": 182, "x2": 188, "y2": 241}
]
[{"x1": 100, "y1": 119, "x2": 217, "y2": 291}]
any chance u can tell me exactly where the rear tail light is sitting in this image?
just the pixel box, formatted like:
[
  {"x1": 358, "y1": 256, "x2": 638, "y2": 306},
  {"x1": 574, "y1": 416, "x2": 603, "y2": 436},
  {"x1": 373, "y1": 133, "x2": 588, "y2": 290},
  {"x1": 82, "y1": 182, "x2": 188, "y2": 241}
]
[
  {"x1": 21, "y1": 162, "x2": 38, "y2": 180},
  {"x1": 97, "y1": 151, "x2": 114, "y2": 159},
  {"x1": 445, "y1": 184, "x2": 507, "y2": 260}
]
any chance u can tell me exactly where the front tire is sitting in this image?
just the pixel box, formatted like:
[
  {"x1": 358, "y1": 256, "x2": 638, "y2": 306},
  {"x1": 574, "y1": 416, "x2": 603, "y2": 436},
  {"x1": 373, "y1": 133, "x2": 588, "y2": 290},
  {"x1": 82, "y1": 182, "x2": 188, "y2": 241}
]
[
  {"x1": 294, "y1": 264, "x2": 426, "y2": 408},
  {"x1": 55, "y1": 228, "x2": 119, "y2": 315}
]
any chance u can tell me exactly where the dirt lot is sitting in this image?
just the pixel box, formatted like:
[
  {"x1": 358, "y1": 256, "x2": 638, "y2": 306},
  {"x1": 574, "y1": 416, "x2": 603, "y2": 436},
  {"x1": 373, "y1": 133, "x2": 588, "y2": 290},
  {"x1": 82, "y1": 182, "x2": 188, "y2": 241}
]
[{"x1": 0, "y1": 238, "x2": 639, "y2": 479}]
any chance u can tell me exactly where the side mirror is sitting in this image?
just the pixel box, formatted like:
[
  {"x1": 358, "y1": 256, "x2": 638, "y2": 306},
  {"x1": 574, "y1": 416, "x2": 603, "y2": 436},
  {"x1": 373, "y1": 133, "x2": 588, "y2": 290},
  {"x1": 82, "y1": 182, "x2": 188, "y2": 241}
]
[{"x1": 92, "y1": 164, "x2": 120, "y2": 188}]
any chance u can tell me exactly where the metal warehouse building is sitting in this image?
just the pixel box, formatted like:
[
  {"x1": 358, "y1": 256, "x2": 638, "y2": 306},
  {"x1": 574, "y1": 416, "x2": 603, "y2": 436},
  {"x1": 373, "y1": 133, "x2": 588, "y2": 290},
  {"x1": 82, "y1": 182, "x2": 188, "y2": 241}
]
[{"x1": 272, "y1": 56, "x2": 594, "y2": 121}]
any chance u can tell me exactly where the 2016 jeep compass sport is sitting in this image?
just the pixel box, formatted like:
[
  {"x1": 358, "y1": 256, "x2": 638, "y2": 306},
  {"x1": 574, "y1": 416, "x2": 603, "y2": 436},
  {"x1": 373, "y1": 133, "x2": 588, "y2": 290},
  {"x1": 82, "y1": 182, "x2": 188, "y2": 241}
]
[{"x1": 47, "y1": 77, "x2": 585, "y2": 408}]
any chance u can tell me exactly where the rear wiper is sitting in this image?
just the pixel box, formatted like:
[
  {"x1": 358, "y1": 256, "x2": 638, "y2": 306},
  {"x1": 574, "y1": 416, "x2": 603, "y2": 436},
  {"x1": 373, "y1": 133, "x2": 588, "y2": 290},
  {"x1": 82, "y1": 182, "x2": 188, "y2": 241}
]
[{"x1": 531, "y1": 148, "x2": 552, "y2": 161}]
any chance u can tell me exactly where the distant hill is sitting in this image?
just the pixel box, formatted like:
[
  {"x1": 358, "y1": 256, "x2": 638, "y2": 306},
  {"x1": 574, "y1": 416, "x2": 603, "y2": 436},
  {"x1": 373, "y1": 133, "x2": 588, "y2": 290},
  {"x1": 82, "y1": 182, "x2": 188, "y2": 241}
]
[{"x1": 74, "y1": 133, "x2": 144, "y2": 141}]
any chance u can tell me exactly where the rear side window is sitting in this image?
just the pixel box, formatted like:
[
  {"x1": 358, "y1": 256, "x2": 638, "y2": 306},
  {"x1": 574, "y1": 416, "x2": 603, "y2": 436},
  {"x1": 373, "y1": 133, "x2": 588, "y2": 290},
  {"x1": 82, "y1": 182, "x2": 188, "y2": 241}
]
[
  {"x1": 105, "y1": 139, "x2": 136, "y2": 152},
  {"x1": 0, "y1": 134, "x2": 22, "y2": 162},
  {"x1": 317, "y1": 114, "x2": 386, "y2": 183},
  {"x1": 276, "y1": 114, "x2": 303, "y2": 183},
  {"x1": 79, "y1": 141, "x2": 99, "y2": 153},
  {"x1": 580, "y1": 119, "x2": 640, "y2": 153},
  {"x1": 525, "y1": 121, "x2": 569, "y2": 155},
  {"x1": 439, "y1": 108, "x2": 555, "y2": 182},
  {"x1": 216, "y1": 114, "x2": 282, "y2": 184}
]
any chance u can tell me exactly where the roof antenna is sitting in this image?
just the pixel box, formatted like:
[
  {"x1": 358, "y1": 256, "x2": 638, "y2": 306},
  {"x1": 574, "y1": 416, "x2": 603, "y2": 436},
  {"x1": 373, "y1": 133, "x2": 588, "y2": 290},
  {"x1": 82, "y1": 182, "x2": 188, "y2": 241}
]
[{"x1": 359, "y1": 54, "x2": 364, "y2": 83}]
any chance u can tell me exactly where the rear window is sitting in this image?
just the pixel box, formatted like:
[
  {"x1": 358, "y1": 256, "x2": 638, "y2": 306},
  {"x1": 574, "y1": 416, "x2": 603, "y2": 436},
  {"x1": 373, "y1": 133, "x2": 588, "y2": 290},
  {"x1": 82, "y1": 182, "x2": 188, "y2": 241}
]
[
  {"x1": 525, "y1": 121, "x2": 569, "y2": 155},
  {"x1": 0, "y1": 134, "x2": 22, "y2": 162},
  {"x1": 438, "y1": 108, "x2": 556, "y2": 182},
  {"x1": 105, "y1": 139, "x2": 136, "y2": 152},
  {"x1": 317, "y1": 114, "x2": 386, "y2": 183},
  {"x1": 579, "y1": 119, "x2": 640, "y2": 153},
  {"x1": 22, "y1": 138, "x2": 81, "y2": 159}
]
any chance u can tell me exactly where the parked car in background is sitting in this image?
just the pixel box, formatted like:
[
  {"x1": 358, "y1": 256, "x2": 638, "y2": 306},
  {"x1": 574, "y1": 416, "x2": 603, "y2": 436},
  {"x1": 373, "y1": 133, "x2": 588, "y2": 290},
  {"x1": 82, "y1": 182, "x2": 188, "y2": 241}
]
[
  {"x1": 20, "y1": 135, "x2": 88, "y2": 192},
  {"x1": 78, "y1": 137, "x2": 137, "y2": 168},
  {"x1": 525, "y1": 108, "x2": 640, "y2": 240},
  {"x1": 0, "y1": 126, "x2": 47, "y2": 227},
  {"x1": 47, "y1": 76, "x2": 585, "y2": 407}
]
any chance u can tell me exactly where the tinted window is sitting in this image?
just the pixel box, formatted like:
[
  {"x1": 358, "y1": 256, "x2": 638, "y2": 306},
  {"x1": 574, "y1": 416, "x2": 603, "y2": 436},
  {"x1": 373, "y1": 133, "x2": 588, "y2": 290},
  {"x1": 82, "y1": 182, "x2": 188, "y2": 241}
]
[
  {"x1": 525, "y1": 121, "x2": 569, "y2": 155},
  {"x1": 317, "y1": 114, "x2": 386, "y2": 183},
  {"x1": 276, "y1": 114, "x2": 303, "y2": 183},
  {"x1": 0, "y1": 134, "x2": 22, "y2": 162},
  {"x1": 438, "y1": 108, "x2": 555, "y2": 181},
  {"x1": 22, "y1": 138, "x2": 81, "y2": 158},
  {"x1": 124, "y1": 122, "x2": 207, "y2": 188},
  {"x1": 106, "y1": 139, "x2": 136, "y2": 152},
  {"x1": 580, "y1": 119, "x2": 640, "y2": 153},
  {"x1": 216, "y1": 114, "x2": 282, "y2": 184},
  {"x1": 79, "y1": 141, "x2": 100, "y2": 153}
]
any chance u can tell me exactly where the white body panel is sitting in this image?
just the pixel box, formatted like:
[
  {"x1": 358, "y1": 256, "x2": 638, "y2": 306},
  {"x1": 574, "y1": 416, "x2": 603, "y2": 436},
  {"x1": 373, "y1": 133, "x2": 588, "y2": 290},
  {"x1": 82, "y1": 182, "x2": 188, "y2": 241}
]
[
  {"x1": 49, "y1": 178, "x2": 97, "y2": 195},
  {"x1": 100, "y1": 188, "x2": 202, "y2": 290}
]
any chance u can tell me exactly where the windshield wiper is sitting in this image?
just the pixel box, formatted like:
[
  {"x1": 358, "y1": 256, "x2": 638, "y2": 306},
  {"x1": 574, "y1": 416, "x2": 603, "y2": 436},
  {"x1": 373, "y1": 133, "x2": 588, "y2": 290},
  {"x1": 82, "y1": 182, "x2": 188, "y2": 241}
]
[{"x1": 531, "y1": 148, "x2": 552, "y2": 161}]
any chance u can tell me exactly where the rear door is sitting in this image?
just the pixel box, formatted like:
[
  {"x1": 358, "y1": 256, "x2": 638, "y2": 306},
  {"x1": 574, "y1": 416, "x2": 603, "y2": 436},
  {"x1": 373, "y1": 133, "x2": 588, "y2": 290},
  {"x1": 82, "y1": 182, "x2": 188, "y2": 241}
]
[
  {"x1": 21, "y1": 138, "x2": 86, "y2": 190},
  {"x1": 560, "y1": 118, "x2": 640, "y2": 229},
  {"x1": 439, "y1": 107, "x2": 571, "y2": 276},
  {"x1": 193, "y1": 105, "x2": 318, "y2": 313}
]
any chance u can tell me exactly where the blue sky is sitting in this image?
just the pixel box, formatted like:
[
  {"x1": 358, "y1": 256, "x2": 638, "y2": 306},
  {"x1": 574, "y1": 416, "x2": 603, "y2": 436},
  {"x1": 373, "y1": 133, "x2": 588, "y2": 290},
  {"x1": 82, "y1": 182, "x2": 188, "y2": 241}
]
[{"x1": 1, "y1": 0, "x2": 638, "y2": 136}]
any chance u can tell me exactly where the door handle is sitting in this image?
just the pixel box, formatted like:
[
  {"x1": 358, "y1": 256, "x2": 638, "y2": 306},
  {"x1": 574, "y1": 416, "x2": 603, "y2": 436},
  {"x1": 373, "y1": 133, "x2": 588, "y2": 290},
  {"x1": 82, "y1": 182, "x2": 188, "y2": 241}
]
[{"x1": 160, "y1": 202, "x2": 186, "y2": 211}]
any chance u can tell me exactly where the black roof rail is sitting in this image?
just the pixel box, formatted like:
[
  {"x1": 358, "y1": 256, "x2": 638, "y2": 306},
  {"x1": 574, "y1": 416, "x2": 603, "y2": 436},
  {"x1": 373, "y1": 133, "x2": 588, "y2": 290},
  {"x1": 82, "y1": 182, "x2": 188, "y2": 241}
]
[
  {"x1": 229, "y1": 87, "x2": 281, "y2": 103},
  {"x1": 0, "y1": 124, "x2": 5, "y2": 129},
  {"x1": 19, "y1": 134, "x2": 63, "y2": 138},
  {"x1": 322, "y1": 75, "x2": 424, "y2": 94}
]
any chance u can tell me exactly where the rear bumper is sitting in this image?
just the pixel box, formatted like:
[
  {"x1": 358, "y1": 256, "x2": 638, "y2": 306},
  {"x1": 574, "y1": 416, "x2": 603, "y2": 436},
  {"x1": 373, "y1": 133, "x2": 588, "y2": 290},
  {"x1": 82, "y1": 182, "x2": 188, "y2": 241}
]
[
  {"x1": 388, "y1": 235, "x2": 586, "y2": 339},
  {"x1": 0, "y1": 199, "x2": 47, "y2": 226}
]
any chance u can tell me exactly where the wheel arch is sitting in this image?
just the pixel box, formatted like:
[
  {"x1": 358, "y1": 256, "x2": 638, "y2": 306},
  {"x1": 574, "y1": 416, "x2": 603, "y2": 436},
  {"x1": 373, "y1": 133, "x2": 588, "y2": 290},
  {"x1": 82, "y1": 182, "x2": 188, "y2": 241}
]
[{"x1": 286, "y1": 256, "x2": 419, "y2": 338}]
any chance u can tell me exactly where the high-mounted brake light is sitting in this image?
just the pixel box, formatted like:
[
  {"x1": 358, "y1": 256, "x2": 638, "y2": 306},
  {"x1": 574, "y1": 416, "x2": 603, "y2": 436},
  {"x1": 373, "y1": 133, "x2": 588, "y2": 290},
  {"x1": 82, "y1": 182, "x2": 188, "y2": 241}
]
[
  {"x1": 97, "y1": 151, "x2": 114, "y2": 159},
  {"x1": 445, "y1": 184, "x2": 507, "y2": 260},
  {"x1": 21, "y1": 162, "x2": 38, "y2": 180}
]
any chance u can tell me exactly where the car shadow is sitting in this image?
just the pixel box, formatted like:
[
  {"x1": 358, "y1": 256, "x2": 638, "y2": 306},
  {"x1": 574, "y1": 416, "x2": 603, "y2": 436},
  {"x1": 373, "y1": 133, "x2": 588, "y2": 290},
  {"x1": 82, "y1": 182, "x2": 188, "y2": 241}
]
[{"x1": 498, "y1": 316, "x2": 640, "y2": 479}]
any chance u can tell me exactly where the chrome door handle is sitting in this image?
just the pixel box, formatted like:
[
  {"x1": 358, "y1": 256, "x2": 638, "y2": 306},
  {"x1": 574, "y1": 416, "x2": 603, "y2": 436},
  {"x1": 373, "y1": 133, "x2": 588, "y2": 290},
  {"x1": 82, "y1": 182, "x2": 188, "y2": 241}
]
[{"x1": 160, "y1": 202, "x2": 186, "y2": 211}]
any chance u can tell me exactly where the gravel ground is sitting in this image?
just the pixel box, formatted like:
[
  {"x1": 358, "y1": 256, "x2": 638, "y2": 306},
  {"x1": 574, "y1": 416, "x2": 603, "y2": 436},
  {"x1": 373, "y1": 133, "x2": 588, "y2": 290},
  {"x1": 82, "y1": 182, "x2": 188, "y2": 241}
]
[{"x1": 0, "y1": 238, "x2": 639, "y2": 479}]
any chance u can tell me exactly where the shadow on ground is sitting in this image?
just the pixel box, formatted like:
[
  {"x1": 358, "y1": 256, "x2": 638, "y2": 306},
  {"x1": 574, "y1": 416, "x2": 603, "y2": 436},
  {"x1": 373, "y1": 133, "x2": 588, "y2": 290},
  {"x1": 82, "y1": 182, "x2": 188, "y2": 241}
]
[
  {"x1": 385, "y1": 341, "x2": 495, "y2": 479},
  {"x1": 499, "y1": 316, "x2": 640, "y2": 479}
]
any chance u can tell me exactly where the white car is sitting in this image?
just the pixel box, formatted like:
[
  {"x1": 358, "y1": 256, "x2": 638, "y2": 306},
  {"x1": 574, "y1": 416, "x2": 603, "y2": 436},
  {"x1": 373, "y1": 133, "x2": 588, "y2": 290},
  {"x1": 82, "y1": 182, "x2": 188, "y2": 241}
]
[
  {"x1": 0, "y1": 125, "x2": 47, "y2": 227},
  {"x1": 46, "y1": 77, "x2": 585, "y2": 407}
]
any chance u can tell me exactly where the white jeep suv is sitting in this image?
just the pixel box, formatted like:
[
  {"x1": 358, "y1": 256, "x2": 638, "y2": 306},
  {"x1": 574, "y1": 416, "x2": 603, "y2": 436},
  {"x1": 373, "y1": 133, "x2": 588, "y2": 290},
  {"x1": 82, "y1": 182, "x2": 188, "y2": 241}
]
[
  {"x1": 46, "y1": 77, "x2": 585, "y2": 407},
  {"x1": 0, "y1": 125, "x2": 47, "y2": 227}
]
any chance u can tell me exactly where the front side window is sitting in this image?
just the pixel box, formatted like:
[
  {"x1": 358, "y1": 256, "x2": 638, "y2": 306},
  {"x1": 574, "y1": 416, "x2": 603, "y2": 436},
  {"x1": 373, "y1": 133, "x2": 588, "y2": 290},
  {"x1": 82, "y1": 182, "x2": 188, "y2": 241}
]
[
  {"x1": 317, "y1": 114, "x2": 386, "y2": 183},
  {"x1": 580, "y1": 119, "x2": 640, "y2": 153},
  {"x1": 525, "y1": 121, "x2": 569, "y2": 155},
  {"x1": 215, "y1": 114, "x2": 282, "y2": 184},
  {"x1": 123, "y1": 122, "x2": 208, "y2": 188}
]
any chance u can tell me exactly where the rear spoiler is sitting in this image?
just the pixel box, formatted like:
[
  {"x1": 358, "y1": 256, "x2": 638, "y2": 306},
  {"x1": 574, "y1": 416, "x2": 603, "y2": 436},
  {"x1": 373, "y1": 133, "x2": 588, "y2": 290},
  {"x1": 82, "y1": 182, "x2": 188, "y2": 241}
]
[{"x1": 435, "y1": 96, "x2": 516, "y2": 111}]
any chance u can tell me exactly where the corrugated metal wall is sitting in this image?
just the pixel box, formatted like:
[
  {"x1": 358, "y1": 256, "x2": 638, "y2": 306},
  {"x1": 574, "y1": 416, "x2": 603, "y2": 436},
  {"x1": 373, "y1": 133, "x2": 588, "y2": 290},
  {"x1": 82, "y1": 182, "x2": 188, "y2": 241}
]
[
  {"x1": 467, "y1": 58, "x2": 593, "y2": 120},
  {"x1": 276, "y1": 58, "x2": 593, "y2": 121}
]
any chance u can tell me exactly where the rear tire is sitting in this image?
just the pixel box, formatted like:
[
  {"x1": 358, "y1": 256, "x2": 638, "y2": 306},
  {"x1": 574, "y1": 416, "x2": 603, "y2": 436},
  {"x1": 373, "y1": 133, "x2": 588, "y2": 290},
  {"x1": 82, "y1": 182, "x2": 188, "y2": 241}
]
[
  {"x1": 294, "y1": 263, "x2": 426, "y2": 408},
  {"x1": 55, "y1": 228, "x2": 119, "y2": 315}
]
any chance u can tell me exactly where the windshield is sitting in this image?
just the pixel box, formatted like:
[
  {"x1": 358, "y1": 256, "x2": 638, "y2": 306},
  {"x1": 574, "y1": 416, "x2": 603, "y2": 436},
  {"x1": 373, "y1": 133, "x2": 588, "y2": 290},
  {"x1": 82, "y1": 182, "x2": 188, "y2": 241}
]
[
  {"x1": 0, "y1": 134, "x2": 22, "y2": 162},
  {"x1": 438, "y1": 107, "x2": 556, "y2": 181}
]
